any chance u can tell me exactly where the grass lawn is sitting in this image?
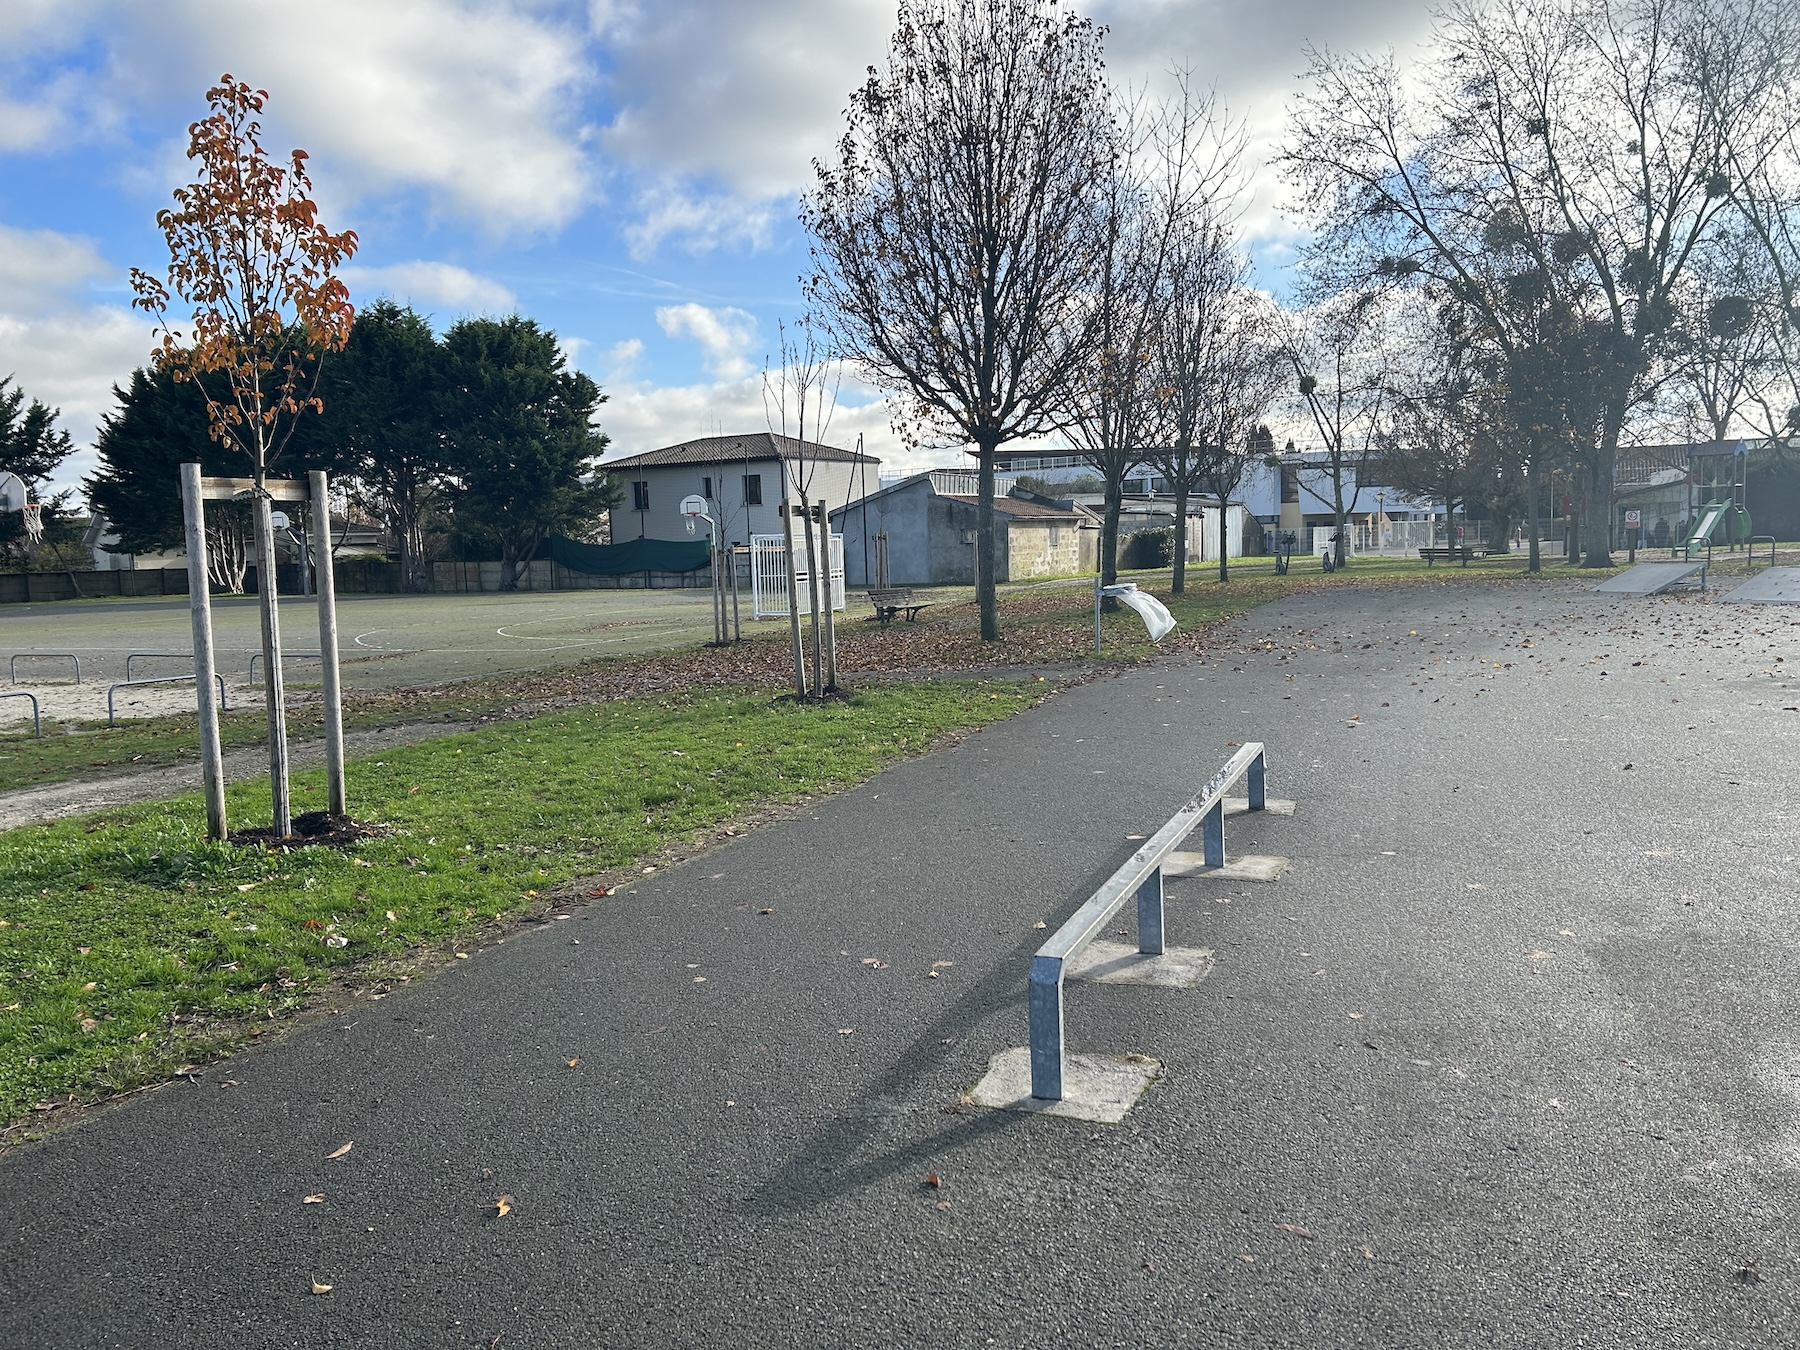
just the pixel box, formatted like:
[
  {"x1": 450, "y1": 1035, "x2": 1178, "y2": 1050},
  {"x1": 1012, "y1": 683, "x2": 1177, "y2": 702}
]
[{"x1": 0, "y1": 678, "x2": 1040, "y2": 1134}]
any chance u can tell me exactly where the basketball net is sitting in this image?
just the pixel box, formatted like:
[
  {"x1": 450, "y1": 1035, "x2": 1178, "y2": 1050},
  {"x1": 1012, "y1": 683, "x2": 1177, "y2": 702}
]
[{"x1": 21, "y1": 503, "x2": 43, "y2": 544}]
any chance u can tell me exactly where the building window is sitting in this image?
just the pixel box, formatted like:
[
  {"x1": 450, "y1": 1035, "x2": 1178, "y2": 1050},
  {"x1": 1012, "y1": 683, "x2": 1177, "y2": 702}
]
[
  {"x1": 742, "y1": 473, "x2": 763, "y2": 505},
  {"x1": 1049, "y1": 525, "x2": 1061, "y2": 546},
  {"x1": 631, "y1": 480, "x2": 650, "y2": 511}
]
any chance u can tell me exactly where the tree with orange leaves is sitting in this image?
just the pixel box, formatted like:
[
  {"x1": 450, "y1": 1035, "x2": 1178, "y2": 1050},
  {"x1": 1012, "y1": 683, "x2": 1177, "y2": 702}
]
[
  {"x1": 131, "y1": 74, "x2": 358, "y2": 839},
  {"x1": 131, "y1": 73, "x2": 357, "y2": 488}
]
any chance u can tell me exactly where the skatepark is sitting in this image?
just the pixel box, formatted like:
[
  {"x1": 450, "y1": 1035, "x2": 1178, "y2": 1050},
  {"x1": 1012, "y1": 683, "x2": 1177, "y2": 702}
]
[{"x1": 4, "y1": 575, "x2": 1798, "y2": 1348}]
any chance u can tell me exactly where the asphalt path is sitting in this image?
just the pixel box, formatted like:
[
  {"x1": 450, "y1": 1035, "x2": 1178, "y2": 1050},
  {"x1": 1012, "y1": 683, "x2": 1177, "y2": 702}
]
[{"x1": 4, "y1": 578, "x2": 1800, "y2": 1348}]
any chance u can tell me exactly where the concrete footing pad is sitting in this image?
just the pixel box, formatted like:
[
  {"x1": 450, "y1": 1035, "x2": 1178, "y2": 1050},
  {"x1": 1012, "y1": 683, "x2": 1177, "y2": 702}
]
[
  {"x1": 966, "y1": 1046, "x2": 1164, "y2": 1124},
  {"x1": 1164, "y1": 852, "x2": 1289, "y2": 882},
  {"x1": 1066, "y1": 939, "x2": 1213, "y2": 988},
  {"x1": 1223, "y1": 796, "x2": 1296, "y2": 817}
]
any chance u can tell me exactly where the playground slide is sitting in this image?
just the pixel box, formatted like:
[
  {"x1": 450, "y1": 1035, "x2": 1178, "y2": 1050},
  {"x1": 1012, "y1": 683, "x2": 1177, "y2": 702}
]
[{"x1": 1686, "y1": 501, "x2": 1729, "y2": 546}]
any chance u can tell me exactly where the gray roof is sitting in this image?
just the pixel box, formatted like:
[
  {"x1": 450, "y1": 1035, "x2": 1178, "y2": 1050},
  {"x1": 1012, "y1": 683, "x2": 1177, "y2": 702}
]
[{"x1": 603, "y1": 432, "x2": 880, "y2": 471}]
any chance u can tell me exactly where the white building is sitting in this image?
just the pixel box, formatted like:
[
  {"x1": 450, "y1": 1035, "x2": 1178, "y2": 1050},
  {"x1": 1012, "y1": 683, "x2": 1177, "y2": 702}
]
[{"x1": 603, "y1": 433, "x2": 882, "y2": 547}]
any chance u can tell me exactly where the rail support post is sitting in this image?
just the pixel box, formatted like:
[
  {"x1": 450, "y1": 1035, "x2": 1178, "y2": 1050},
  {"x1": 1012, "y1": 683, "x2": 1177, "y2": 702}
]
[
  {"x1": 1202, "y1": 798, "x2": 1226, "y2": 868},
  {"x1": 1136, "y1": 869, "x2": 1165, "y2": 956},
  {"x1": 310, "y1": 470, "x2": 347, "y2": 816},
  {"x1": 1028, "y1": 955, "x2": 1066, "y2": 1101}
]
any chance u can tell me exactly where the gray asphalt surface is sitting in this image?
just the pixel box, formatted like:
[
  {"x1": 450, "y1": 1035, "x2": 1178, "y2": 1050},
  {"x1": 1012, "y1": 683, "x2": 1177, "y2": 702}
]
[{"x1": 4, "y1": 577, "x2": 1800, "y2": 1348}]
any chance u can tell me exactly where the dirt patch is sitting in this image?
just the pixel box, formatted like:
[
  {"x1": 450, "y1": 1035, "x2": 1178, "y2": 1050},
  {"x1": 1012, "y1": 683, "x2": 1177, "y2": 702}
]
[{"x1": 227, "y1": 811, "x2": 388, "y2": 849}]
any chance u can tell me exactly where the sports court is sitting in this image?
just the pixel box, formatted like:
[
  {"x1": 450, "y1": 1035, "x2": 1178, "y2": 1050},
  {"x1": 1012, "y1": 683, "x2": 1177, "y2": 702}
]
[{"x1": 1, "y1": 589, "x2": 797, "y2": 722}]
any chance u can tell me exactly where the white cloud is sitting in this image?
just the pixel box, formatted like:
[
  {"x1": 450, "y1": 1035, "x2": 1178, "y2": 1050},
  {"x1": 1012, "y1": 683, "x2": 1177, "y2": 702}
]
[
  {"x1": 0, "y1": 225, "x2": 112, "y2": 313},
  {"x1": 341, "y1": 260, "x2": 516, "y2": 316},
  {"x1": 0, "y1": 305, "x2": 158, "y2": 493},
  {"x1": 655, "y1": 303, "x2": 759, "y2": 381},
  {"x1": 602, "y1": 337, "x2": 644, "y2": 381},
  {"x1": 623, "y1": 186, "x2": 776, "y2": 260},
  {"x1": 8, "y1": 0, "x2": 598, "y2": 234}
]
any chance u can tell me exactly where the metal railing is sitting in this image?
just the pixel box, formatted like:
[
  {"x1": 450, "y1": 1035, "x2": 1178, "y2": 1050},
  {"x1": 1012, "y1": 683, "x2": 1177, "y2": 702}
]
[
  {"x1": 9, "y1": 653, "x2": 80, "y2": 684},
  {"x1": 107, "y1": 674, "x2": 229, "y2": 726},
  {"x1": 1750, "y1": 535, "x2": 1777, "y2": 569},
  {"x1": 0, "y1": 690, "x2": 41, "y2": 737},
  {"x1": 1028, "y1": 741, "x2": 1269, "y2": 1101},
  {"x1": 125, "y1": 652, "x2": 194, "y2": 680},
  {"x1": 247, "y1": 651, "x2": 322, "y2": 684}
]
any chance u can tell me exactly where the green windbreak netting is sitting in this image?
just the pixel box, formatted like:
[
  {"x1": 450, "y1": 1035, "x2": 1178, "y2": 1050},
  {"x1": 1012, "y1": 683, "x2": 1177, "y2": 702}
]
[{"x1": 549, "y1": 535, "x2": 711, "y2": 575}]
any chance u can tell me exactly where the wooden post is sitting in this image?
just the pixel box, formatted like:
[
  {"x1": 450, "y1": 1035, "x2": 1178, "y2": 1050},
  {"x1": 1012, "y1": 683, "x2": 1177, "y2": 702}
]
[
  {"x1": 779, "y1": 497, "x2": 807, "y2": 697},
  {"x1": 180, "y1": 463, "x2": 227, "y2": 840},
  {"x1": 818, "y1": 506, "x2": 838, "y2": 689},
  {"x1": 310, "y1": 471, "x2": 346, "y2": 816},
  {"x1": 251, "y1": 491, "x2": 291, "y2": 837}
]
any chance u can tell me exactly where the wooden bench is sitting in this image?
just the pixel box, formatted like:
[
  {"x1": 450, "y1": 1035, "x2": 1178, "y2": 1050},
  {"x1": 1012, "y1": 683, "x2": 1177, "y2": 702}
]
[
  {"x1": 868, "y1": 587, "x2": 930, "y2": 623},
  {"x1": 1419, "y1": 546, "x2": 1486, "y2": 567}
]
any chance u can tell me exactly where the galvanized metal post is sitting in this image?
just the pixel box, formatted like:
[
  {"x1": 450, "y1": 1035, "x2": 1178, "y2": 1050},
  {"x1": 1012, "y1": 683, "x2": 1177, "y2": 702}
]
[
  {"x1": 1028, "y1": 954, "x2": 1066, "y2": 1100},
  {"x1": 779, "y1": 498, "x2": 806, "y2": 697},
  {"x1": 1094, "y1": 573, "x2": 1103, "y2": 653},
  {"x1": 1247, "y1": 750, "x2": 1267, "y2": 811},
  {"x1": 309, "y1": 472, "x2": 346, "y2": 817},
  {"x1": 251, "y1": 491, "x2": 291, "y2": 837},
  {"x1": 179, "y1": 463, "x2": 227, "y2": 840},
  {"x1": 1136, "y1": 869, "x2": 1165, "y2": 955},
  {"x1": 1203, "y1": 798, "x2": 1225, "y2": 869}
]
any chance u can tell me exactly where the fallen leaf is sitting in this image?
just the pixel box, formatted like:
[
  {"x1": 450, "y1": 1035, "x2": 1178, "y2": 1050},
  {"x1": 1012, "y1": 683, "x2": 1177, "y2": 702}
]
[
  {"x1": 692, "y1": 976, "x2": 706, "y2": 983},
  {"x1": 385, "y1": 911, "x2": 398, "y2": 923},
  {"x1": 303, "y1": 1194, "x2": 325, "y2": 1204},
  {"x1": 1273, "y1": 1222, "x2": 1317, "y2": 1240},
  {"x1": 352, "y1": 858, "x2": 373, "y2": 867},
  {"x1": 1142, "y1": 1258, "x2": 1157, "y2": 1272},
  {"x1": 924, "y1": 1172, "x2": 942, "y2": 1188},
  {"x1": 82, "y1": 981, "x2": 96, "y2": 992},
  {"x1": 838, "y1": 1028, "x2": 854, "y2": 1036},
  {"x1": 494, "y1": 1194, "x2": 514, "y2": 1217},
  {"x1": 758, "y1": 907, "x2": 775, "y2": 915},
  {"x1": 935, "y1": 1200, "x2": 951, "y2": 1211},
  {"x1": 1347, "y1": 1012, "x2": 1365, "y2": 1020},
  {"x1": 567, "y1": 1057, "x2": 581, "y2": 1068},
  {"x1": 327, "y1": 1141, "x2": 353, "y2": 1160},
  {"x1": 1358, "y1": 1244, "x2": 1376, "y2": 1260},
  {"x1": 311, "y1": 1278, "x2": 333, "y2": 1295},
  {"x1": 456, "y1": 952, "x2": 469, "y2": 960},
  {"x1": 1033, "y1": 921, "x2": 1047, "y2": 930},
  {"x1": 236, "y1": 883, "x2": 258, "y2": 892}
]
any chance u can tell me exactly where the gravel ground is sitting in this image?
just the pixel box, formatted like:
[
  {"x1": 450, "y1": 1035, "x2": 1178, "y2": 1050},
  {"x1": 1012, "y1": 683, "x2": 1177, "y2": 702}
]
[{"x1": 3, "y1": 577, "x2": 1799, "y2": 1349}]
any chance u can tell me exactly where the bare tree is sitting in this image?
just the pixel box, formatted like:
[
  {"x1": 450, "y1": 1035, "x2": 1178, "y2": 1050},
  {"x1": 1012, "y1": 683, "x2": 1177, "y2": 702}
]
[
  {"x1": 1068, "y1": 76, "x2": 1243, "y2": 595},
  {"x1": 805, "y1": 0, "x2": 1113, "y2": 640},
  {"x1": 763, "y1": 320, "x2": 842, "y2": 697},
  {"x1": 1147, "y1": 224, "x2": 1283, "y2": 587},
  {"x1": 1281, "y1": 0, "x2": 1776, "y2": 567},
  {"x1": 1283, "y1": 292, "x2": 1392, "y2": 567}
]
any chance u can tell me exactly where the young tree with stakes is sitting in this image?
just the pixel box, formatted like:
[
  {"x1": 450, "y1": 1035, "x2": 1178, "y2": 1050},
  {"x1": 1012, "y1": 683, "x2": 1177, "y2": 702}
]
[
  {"x1": 806, "y1": 0, "x2": 1113, "y2": 640},
  {"x1": 130, "y1": 75, "x2": 357, "y2": 839},
  {"x1": 763, "y1": 321, "x2": 842, "y2": 698}
]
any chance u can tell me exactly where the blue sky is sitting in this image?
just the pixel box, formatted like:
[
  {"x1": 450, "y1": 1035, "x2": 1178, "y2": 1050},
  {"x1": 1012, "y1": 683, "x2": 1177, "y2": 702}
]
[{"x1": 0, "y1": 0, "x2": 1434, "y2": 496}]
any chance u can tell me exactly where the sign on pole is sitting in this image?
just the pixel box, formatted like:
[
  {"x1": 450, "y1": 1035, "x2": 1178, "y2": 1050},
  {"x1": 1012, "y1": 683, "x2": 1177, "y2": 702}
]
[{"x1": 1624, "y1": 509, "x2": 1641, "y2": 528}]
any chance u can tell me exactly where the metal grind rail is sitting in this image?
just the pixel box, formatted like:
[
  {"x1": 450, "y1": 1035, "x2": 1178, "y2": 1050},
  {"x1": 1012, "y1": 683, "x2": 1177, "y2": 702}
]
[
  {"x1": 1028, "y1": 741, "x2": 1268, "y2": 1102},
  {"x1": 9, "y1": 653, "x2": 81, "y2": 684},
  {"x1": 108, "y1": 674, "x2": 229, "y2": 726},
  {"x1": 1, "y1": 691, "x2": 41, "y2": 737}
]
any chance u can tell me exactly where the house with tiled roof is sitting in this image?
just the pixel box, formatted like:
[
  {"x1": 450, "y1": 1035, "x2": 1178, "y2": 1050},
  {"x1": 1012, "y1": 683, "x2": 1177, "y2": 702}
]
[
  {"x1": 831, "y1": 470, "x2": 1098, "y2": 587},
  {"x1": 602, "y1": 432, "x2": 882, "y2": 546}
]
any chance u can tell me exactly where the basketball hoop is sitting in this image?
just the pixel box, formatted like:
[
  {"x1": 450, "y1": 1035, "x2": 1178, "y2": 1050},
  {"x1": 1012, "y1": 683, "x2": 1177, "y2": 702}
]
[{"x1": 21, "y1": 503, "x2": 42, "y2": 544}]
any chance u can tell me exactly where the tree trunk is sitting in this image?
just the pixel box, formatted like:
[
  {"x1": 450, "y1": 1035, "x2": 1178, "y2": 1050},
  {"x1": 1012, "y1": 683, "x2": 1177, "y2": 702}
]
[
  {"x1": 1100, "y1": 472, "x2": 1122, "y2": 610},
  {"x1": 1488, "y1": 506, "x2": 1513, "y2": 555},
  {"x1": 1171, "y1": 478, "x2": 1189, "y2": 594},
  {"x1": 976, "y1": 440, "x2": 999, "y2": 641},
  {"x1": 1580, "y1": 451, "x2": 1613, "y2": 567},
  {"x1": 1217, "y1": 495, "x2": 1230, "y2": 584},
  {"x1": 1526, "y1": 461, "x2": 1541, "y2": 573}
]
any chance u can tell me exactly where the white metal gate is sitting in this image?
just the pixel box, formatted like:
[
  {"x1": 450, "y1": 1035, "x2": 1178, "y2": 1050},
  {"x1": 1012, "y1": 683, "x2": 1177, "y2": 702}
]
[{"x1": 750, "y1": 533, "x2": 846, "y2": 619}]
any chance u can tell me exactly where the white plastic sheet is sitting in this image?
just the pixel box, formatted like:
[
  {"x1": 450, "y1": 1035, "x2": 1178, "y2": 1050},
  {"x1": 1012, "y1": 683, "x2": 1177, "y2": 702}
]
[{"x1": 1102, "y1": 584, "x2": 1177, "y2": 642}]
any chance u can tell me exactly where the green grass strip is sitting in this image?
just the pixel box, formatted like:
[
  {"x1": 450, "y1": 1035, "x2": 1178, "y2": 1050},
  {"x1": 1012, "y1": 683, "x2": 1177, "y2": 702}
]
[{"x1": 0, "y1": 679, "x2": 1039, "y2": 1128}]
